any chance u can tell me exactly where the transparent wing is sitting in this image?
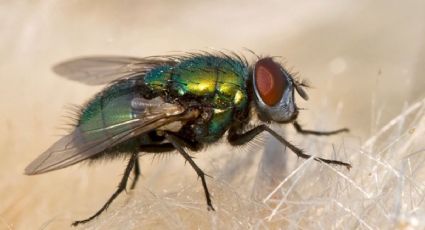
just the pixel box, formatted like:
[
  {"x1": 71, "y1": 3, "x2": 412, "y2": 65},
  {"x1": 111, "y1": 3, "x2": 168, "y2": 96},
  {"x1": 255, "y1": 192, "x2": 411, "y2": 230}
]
[
  {"x1": 25, "y1": 97, "x2": 195, "y2": 175},
  {"x1": 53, "y1": 56, "x2": 177, "y2": 85}
]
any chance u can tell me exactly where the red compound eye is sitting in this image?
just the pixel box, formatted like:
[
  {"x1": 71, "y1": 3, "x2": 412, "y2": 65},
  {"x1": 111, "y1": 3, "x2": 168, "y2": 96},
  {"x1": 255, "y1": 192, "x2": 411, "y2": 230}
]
[{"x1": 254, "y1": 58, "x2": 285, "y2": 106}]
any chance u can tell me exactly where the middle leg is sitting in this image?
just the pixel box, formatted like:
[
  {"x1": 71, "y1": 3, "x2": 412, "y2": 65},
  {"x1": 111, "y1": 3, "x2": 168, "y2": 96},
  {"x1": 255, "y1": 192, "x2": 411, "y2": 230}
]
[{"x1": 164, "y1": 132, "x2": 215, "y2": 211}]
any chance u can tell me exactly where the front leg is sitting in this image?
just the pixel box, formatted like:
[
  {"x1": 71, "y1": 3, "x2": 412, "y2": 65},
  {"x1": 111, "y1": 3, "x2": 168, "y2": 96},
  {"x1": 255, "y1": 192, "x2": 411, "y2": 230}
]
[
  {"x1": 293, "y1": 121, "x2": 349, "y2": 136},
  {"x1": 228, "y1": 125, "x2": 351, "y2": 170}
]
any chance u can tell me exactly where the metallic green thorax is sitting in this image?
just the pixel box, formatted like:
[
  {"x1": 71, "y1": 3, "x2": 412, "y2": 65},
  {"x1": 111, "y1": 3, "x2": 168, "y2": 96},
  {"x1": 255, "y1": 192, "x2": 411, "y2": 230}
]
[{"x1": 144, "y1": 55, "x2": 249, "y2": 142}]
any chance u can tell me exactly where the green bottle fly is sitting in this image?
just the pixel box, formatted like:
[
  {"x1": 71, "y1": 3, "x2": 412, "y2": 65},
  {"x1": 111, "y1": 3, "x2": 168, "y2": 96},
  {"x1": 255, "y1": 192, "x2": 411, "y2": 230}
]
[{"x1": 25, "y1": 51, "x2": 351, "y2": 226}]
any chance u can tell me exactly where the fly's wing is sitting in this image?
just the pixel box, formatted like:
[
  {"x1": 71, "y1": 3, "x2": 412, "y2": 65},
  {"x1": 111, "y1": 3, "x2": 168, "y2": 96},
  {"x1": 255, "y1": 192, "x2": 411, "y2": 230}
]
[
  {"x1": 53, "y1": 56, "x2": 178, "y2": 85},
  {"x1": 25, "y1": 97, "x2": 196, "y2": 175}
]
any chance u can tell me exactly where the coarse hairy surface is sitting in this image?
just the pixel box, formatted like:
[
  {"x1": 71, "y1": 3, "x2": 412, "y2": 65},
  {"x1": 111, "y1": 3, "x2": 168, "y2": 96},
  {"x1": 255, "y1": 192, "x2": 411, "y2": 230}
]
[{"x1": 1, "y1": 1, "x2": 425, "y2": 230}]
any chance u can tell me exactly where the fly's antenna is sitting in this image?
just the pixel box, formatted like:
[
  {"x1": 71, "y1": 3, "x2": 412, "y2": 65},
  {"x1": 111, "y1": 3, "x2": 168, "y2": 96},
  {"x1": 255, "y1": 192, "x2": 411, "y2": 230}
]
[{"x1": 294, "y1": 78, "x2": 310, "y2": 101}]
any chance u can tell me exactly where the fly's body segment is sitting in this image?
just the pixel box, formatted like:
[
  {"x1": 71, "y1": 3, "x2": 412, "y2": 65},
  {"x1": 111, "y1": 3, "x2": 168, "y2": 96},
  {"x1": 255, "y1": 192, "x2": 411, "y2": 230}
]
[
  {"x1": 25, "y1": 51, "x2": 351, "y2": 226},
  {"x1": 142, "y1": 55, "x2": 249, "y2": 143}
]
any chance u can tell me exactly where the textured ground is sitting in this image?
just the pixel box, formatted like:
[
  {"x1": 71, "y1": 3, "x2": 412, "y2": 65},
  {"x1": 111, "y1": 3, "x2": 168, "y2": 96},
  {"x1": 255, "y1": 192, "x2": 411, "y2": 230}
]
[{"x1": 1, "y1": 1, "x2": 424, "y2": 229}]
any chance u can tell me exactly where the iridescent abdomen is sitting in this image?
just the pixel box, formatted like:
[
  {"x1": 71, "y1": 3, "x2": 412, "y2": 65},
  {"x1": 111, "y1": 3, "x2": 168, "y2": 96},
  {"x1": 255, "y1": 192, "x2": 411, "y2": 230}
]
[
  {"x1": 78, "y1": 80, "x2": 137, "y2": 133},
  {"x1": 144, "y1": 55, "x2": 249, "y2": 142},
  {"x1": 77, "y1": 80, "x2": 148, "y2": 152}
]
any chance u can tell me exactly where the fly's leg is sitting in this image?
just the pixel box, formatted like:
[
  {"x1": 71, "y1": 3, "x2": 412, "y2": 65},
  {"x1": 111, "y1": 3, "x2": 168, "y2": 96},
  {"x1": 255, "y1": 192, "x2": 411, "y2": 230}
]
[
  {"x1": 293, "y1": 121, "x2": 349, "y2": 136},
  {"x1": 228, "y1": 125, "x2": 351, "y2": 170},
  {"x1": 140, "y1": 143, "x2": 175, "y2": 152},
  {"x1": 130, "y1": 143, "x2": 176, "y2": 190},
  {"x1": 72, "y1": 152, "x2": 138, "y2": 227},
  {"x1": 227, "y1": 125, "x2": 266, "y2": 146},
  {"x1": 130, "y1": 159, "x2": 141, "y2": 190},
  {"x1": 164, "y1": 132, "x2": 215, "y2": 211}
]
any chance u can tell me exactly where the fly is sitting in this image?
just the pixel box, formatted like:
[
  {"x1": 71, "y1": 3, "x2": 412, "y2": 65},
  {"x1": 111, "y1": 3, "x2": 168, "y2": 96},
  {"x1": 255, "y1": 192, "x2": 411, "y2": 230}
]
[{"x1": 25, "y1": 51, "x2": 351, "y2": 226}]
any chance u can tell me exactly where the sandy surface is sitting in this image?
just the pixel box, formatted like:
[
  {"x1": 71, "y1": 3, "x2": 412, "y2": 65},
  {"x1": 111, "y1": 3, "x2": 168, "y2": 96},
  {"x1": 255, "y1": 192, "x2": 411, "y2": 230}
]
[{"x1": 1, "y1": 1, "x2": 424, "y2": 229}]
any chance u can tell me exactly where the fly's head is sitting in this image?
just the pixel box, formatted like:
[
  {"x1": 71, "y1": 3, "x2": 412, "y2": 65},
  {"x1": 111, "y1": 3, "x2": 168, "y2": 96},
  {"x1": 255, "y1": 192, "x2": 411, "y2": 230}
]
[{"x1": 252, "y1": 57, "x2": 309, "y2": 123}]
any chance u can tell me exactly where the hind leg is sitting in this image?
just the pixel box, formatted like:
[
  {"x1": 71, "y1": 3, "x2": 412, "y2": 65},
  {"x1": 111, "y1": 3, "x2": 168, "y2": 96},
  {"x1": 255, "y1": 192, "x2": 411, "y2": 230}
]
[
  {"x1": 130, "y1": 143, "x2": 175, "y2": 189},
  {"x1": 72, "y1": 152, "x2": 138, "y2": 226}
]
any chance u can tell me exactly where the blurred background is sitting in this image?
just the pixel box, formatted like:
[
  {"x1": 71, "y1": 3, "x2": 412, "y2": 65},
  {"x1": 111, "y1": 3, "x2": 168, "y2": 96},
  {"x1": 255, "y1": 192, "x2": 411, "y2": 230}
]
[{"x1": 1, "y1": 1, "x2": 424, "y2": 229}]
